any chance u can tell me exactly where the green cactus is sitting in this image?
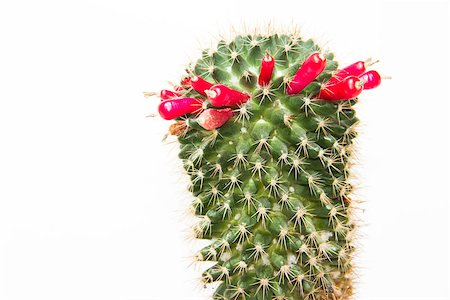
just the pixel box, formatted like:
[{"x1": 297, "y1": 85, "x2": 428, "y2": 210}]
[{"x1": 155, "y1": 33, "x2": 376, "y2": 300}]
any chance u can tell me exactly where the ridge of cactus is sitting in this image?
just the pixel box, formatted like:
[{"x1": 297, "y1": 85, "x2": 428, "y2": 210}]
[{"x1": 151, "y1": 32, "x2": 383, "y2": 300}]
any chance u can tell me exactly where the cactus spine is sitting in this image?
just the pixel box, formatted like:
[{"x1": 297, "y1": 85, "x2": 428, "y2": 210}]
[{"x1": 154, "y1": 33, "x2": 381, "y2": 300}]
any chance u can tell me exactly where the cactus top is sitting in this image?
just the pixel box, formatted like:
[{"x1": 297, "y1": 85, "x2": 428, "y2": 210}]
[{"x1": 154, "y1": 33, "x2": 382, "y2": 300}]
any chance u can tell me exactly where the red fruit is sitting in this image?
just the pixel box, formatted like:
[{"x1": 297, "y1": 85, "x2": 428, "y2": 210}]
[
  {"x1": 327, "y1": 61, "x2": 370, "y2": 85},
  {"x1": 190, "y1": 76, "x2": 214, "y2": 96},
  {"x1": 158, "y1": 98, "x2": 204, "y2": 120},
  {"x1": 174, "y1": 85, "x2": 184, "y2": 92},
  {"x1": 359, "y1": 70, "x2": 382, "y2": 89},
  {"x1": 258, "y1": 52, "x2": 275, "y2": 86},
  {"x1": 340, "y1": 61, "x2": 366, "y2": 76},
  {"x1": 287, "y1": 52, "x2": 327, "y2": 95},
  {"x1": 160, "y1": 89, "x2": 181, "y2": 101},
  {"x1": 196, "y1": 108, "x2": 234, "y2": 130},
  {"x1": 206, "y1": 84, "x2": 250, "y2": 107},
  {"x1": 317, "y1": 76, "x2": 363, "y2": 100}
]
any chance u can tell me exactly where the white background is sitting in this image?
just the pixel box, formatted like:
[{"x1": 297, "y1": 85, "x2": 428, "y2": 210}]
[{"x1": 0, "y1": 0, "x2": 449, "y2": 299}]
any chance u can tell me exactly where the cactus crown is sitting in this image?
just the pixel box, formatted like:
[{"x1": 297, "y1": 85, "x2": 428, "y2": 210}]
[{"x1": 154, "y1": 32, "x2": 378, "y2": 300}]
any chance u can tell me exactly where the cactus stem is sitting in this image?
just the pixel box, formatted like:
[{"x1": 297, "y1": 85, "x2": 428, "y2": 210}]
[{"x1": 152, "y1": 32, "x2": 381, "y2": 300}]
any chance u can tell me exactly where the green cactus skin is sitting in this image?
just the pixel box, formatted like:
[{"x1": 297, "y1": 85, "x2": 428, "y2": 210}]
[{"x1": 171, "y1": 34, "x2": 358, "y2": 300}]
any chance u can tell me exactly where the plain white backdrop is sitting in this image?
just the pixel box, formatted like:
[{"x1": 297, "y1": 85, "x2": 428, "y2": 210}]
[{"x1": 0, "y1": 0, "x2": 449, "y2": 299}]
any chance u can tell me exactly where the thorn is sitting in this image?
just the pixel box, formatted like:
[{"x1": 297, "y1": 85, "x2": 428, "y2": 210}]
[
  {"x1": 162, "y1": 132, "x2": 169, "y2": 142},
  {"x1": 166, "y1": 80, "x2": 176, "y2": 87},
  {"x1": 143, "y1": 91, "x2": 157, "y2": 98},
  {"x1": 365, "y1": 58, "x2": 380, "y2": 66}
]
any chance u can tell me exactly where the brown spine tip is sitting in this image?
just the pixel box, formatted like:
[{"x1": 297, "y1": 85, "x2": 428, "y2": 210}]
[{"x1": 169, "y1": 120, "x2": 188, "y2": 136}]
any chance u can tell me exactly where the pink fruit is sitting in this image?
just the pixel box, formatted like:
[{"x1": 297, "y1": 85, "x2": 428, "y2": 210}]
[
  {"x1": 317, "y1": 76, "x2": 363, "y2": 100},
  {"x1": 191, "y1": 76, "x2": 214, "y2": 96},
  {"x1": 359, "y1": 70, "x2": 382, "y2": 89},
  {"x1": 160, "y1": 89, "x2": 181, "y2": 101},
  {"x1": 158, "y1": 98, "x2": 203, "y2": 120},
  {"x1": 206, "y1": 84, "x2": 250, "y2": 107},
  {"x1": 196, "y1": 108, "x2": 234, "y2": 130},
  {"x1": 258, "y1": 52, "x2": 275, "y2": 86},
  {"x1": 287, "y1": 52, "x2": 327, "y2": 95}
]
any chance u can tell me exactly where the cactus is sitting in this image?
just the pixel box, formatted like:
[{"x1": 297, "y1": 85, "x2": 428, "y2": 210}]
[{"x1": 152, "y1": 33, "x2": 382, "y2": 300}]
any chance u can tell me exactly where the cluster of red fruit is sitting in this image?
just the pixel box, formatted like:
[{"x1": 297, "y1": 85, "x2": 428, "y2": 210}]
[{"x1": 157, "y1": 52, "x2": 382, "y2": 131}]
